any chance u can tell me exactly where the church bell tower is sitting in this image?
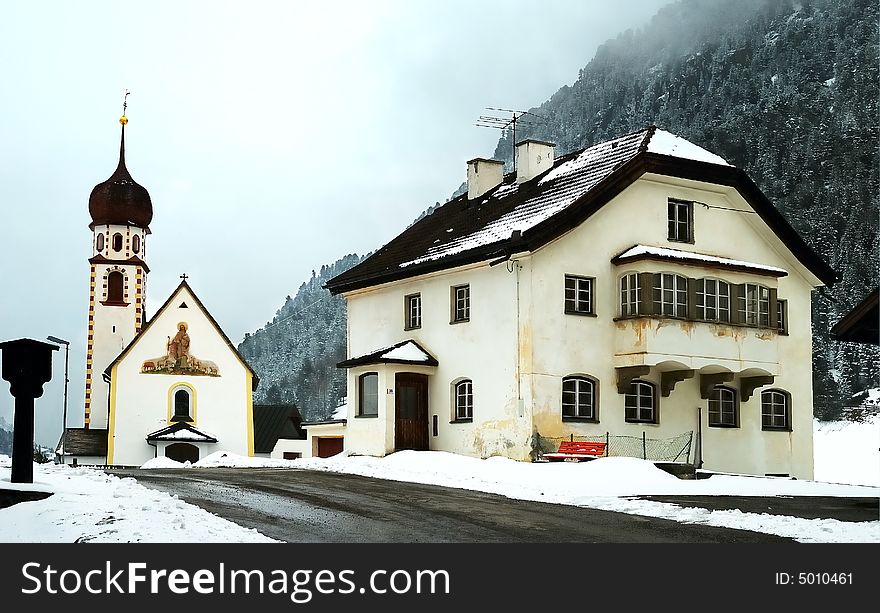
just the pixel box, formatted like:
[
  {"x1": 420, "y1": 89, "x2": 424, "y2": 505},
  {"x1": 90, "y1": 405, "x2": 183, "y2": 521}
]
[{"x1": 83, "y1": 101, "x2": 152, "y2": 430}]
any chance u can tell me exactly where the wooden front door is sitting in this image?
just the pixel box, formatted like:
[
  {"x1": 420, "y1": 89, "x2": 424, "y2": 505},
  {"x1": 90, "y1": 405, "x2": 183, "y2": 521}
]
[{"x1": 395, "y1": 373, "x2": 429, "y2": 451}]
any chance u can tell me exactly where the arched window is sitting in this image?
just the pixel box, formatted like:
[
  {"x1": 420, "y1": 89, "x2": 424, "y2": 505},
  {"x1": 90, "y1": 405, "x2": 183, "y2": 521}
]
[
  {"x1": 761, "y1": 389, "x2": 791, "y2": 431},
  {"x1": 112, "y1": 233, "x2": 123, "y2": 252},
  {"x1": 624, "y1": 380, "x2": 657, "y2": 423},
  {"x1": 96, "y1": 233, "x2": 105, "y2": 252},
  {"x1": 454, "y1": 379, "x2": 473, "y2": 421},
  {"x1": 358, "y1": 372, "x2": 378, "y2": 417},
  {"x1": 172, "y1": 388, "x2": 192, "y2": 422},
  {"x1": 107, "y1": 271, "x2": 124, "y2": 304},
  {"x1": 696, "y1": 278, "x2": 731, "y2": 322},
  {"x1": 620, "y1": 273, "x2": 641, "y2": 316},
  {"x1": 132, "y1": 234, "x2": 141, "y2": 254},
  {"x1": 562, "y1": 376, "x2": 598, "y2": 421},
  {"x1": 708, "y1": 386, "x2": 738, "y2": 427},
  {"x1": 652, "y1": 273, "x2": 688, "y2": 317}
]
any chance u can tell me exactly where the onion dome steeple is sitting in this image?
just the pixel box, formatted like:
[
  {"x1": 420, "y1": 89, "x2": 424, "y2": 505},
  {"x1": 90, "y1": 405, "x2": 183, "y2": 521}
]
[{"x1": 88, "y1": 107, "x2": 153, "y2": 229}]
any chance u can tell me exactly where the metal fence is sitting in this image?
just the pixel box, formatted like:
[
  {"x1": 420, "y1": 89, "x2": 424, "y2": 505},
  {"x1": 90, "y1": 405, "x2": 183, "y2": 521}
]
[{"x1": 534, "y1": 430, "x2": 693, "y2": 463}]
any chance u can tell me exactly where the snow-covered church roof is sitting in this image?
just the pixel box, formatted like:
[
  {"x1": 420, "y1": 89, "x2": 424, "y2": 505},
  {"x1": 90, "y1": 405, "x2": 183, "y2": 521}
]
[{"x1": 326, "y1": 126, "x2": 835, "y2": 294}]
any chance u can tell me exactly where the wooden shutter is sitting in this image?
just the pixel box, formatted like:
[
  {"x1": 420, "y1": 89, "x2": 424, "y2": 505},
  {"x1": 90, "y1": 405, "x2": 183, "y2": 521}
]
[
  {"x1": 768, "y1": 288, "x2": 778, "y2": 330},
  {"x1": 686, "y1": 277, "x2": 698, "y2": 320},
  {"x1": 732, "y1": 284, "x2": 745, "y2": 324},
  {"x1": 638, "y1": 272, "x2": 654, "y2": 316}
]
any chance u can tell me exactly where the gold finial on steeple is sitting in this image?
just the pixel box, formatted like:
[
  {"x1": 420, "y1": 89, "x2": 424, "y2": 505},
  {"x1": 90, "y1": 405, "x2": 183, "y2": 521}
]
[{"x1": 119, "y1": 89, "x2": 130, "y2": 125}]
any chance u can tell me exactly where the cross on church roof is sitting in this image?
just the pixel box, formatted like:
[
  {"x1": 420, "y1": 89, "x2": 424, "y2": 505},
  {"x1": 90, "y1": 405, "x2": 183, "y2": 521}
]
[{"x1": 180, "y1": 273, "x2": 189, "y2": 281}]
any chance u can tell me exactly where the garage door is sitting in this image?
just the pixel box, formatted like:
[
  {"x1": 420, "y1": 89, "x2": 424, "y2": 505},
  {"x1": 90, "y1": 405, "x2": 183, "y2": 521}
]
[{"x1": 316, "y1": 437, "x2": 344, "y2": 458}]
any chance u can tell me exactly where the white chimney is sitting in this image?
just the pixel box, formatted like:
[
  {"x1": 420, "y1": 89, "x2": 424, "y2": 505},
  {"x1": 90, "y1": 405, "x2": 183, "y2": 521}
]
[
  {"x1": 515, "y1": 139, "x2": 556, "y2": 183},
  {"x1": 467, "y1": 158, "x2": 505, "y2": 200}
]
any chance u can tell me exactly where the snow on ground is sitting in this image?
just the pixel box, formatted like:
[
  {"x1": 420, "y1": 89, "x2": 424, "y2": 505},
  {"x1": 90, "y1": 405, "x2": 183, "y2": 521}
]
[
  {"x1": 814, "y1": 416, "x2": 879, "y2": 486},
  {"x1": 0, "y1": 456, "x2": 276, "y2": 543},
  {"x1": 2, "y1": 417, "x2": 878, "y2": 543}
]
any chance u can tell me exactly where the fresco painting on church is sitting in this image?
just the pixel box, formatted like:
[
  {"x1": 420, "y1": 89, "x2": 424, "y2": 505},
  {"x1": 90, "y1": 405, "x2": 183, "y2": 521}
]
[{"x1": 141, "y1": 322, "x2": 220, "y2": 376}]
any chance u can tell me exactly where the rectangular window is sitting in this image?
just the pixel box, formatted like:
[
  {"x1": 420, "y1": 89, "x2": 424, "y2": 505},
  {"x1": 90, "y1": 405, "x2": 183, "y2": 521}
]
[
  {"x1": 562, "y1": 377, "x2": 597, "y2": 420},
  {"x1": 738, "y1": 283, "x2": 770, "y2": 326},
  {"x1": 776, "y1": 299, "x2": 788, "y2": 334},
  {"x1": 404, "y1": 293, "x2": 421, "y2": 330},
  {"x1": 358, "y1": 373, "x2": 379, "y2": 417},
  {"x1": 696, "y1": 278, "x2": 731, "y2": 322},
  {"x1": 282, "y1": 452, "x2": 302, "y2": 460},
  {"x1": 564, "y1": 275, "x2": 595, "y2": 315},
  {"x1": 620, "y1": 273, "x2": 641, "y2": 317},
  {"x1": 451, "y1": 284, "x2": 470, "y2": 323},
  {"x1": 668, "y1": 199, "x2": 693, "y2": 242},
  {"x1": 652, "y1": 273, "x2": 688, "y2": 317}
]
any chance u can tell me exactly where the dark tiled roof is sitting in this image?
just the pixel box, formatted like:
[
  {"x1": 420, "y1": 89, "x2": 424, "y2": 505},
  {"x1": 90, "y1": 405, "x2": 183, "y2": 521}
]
[
  {"x1": 57, "y1": 428, "x2": 108, "y2": 456},
  {"x1": 831, "y1": 288, "x2": 879, "y2": 345},
  {"x1": 253, "y1": 404, "x2": 306, "y2": 454},
  {"x1": 326, "y1": 126, "x2": 835, "y2": 293},
  {"x1": 337, "y1": 339, "x2": 439, "y2": 368}
]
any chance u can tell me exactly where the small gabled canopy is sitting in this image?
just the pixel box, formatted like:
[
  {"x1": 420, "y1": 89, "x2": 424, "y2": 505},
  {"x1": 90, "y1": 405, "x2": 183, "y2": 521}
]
[
  {"x1": 103, "y1": 280, "x2": 259, "y2": 390},
  {"x1": 831, "y1": 288, "x2": 879, "y2": 345},
  {"x1": 146, "y1": 421, "x2": 217, "y2": 443},
  {"x1": 612, "y1": 245, "x2": 788, "y2": 278},
  {"x1": 337, "y1": 339, "x2": 438, "y2": 368}
]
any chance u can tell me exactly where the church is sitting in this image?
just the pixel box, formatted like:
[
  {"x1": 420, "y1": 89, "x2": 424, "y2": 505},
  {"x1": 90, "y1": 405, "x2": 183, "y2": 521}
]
[{"x1": 60, "y1": 111, "x2": 271, "y2": 466}]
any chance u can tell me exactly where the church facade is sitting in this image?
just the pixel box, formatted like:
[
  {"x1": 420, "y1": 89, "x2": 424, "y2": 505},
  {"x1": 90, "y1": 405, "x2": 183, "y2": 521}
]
[{"x1": 62, "y1": 112, "x2": 259, "y2": 466}]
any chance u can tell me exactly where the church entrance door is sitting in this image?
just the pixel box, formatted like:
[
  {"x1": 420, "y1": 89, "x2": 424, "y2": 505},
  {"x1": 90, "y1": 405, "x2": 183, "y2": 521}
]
[
  {"x1": 166, "y1": 443, "x2": 199, "y2": 463},
  {"x1": 394, "y1": 373, "x2": 429, "y2": 451}
]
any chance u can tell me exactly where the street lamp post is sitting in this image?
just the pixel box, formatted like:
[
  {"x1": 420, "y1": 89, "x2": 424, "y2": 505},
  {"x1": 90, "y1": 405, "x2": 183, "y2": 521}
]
[{"x1": 47, "y1": 336, "x2": 69, "y2": 465}]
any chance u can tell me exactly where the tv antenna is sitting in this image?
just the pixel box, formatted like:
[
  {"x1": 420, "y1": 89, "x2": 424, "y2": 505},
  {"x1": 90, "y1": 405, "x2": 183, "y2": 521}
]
[{"x1": 475, "y1": 107, "x2": 547, "y2": 170}]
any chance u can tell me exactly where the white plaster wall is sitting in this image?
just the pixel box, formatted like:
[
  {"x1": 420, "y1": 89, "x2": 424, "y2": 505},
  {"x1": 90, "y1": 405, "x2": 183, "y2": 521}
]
[
  {"x1": 344, "y1": 262, "x2": 530, "y2": 459},
  {"x1": 527, "y1": 175, "x2": 817, "y2": 478},
  {"x1": 109, "y1": 286, "x2": 252, "y2": 466},
  {"x1": 89, "y1": 262, "x2": 141, "y2": 430},
  {"x1": 270, "y1": 437, "x2": 312, "y2": 459}
]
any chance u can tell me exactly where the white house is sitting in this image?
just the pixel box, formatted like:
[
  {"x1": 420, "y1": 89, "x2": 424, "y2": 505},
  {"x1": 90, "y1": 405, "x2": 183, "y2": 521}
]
[{"x1": 325, "y1": 126, "x2": 836, "y2": 479}]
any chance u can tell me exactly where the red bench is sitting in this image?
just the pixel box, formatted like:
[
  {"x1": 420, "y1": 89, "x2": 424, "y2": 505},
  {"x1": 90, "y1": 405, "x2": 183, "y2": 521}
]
[{"x1": 543, "y1": 440, "x2": 607, "y2": 462}]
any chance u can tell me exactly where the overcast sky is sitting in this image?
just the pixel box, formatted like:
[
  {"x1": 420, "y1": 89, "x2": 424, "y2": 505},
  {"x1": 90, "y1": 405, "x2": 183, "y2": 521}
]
[{"x1": 0, "y1": 0, "x2": 671, "y2": 445}]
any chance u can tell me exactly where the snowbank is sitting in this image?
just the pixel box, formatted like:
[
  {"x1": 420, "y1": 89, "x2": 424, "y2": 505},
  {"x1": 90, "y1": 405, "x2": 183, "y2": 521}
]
[
  {"x1": 814, "y1": 416, "x2": 879, "y2": 486},
  {"x1": 0, "y1": 460, "x2": 276, "y2": 543}
]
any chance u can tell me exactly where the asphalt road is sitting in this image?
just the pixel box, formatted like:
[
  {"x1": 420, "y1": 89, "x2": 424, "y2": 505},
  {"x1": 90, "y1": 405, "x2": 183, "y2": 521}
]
[{"x1": 109, "y1": 468, "x2": 792, "y2": 543}]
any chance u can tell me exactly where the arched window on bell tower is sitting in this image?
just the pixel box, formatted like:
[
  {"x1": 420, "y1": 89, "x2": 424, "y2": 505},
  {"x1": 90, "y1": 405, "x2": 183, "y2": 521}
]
[{"x1": 107, "y1": 271, "x2": 124, "y2": 304}]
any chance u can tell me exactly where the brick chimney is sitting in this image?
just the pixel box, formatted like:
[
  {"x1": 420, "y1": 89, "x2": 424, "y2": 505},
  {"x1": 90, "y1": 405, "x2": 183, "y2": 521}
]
[
  {"x1": 515, "y1": 139, "x2": 556, "y2": 183},
  {"x1": 467, "y1": 158, "x2": 505, "y2": 200}
]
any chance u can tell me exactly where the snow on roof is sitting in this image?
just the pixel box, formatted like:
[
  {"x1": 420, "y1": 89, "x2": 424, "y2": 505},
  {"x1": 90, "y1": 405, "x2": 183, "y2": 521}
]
[
  {"x1": 616, "y1": 245, "x2": 788, "y2": 275},
  {"x1": 151, "y1": 428, "x2": 217, "y2": 442},
  {"x1": 332, "y1": 403, "x2": 347, "y2": 420},
  {"x1": 399, "y1": 130, "x2": 650, "y2": 268},
  {"x1": 646, "y1": 128, "x2": 731, "y2": 166},
  {"x1": 379, "y1": 341, "x2": 432, "y2": 362}
]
